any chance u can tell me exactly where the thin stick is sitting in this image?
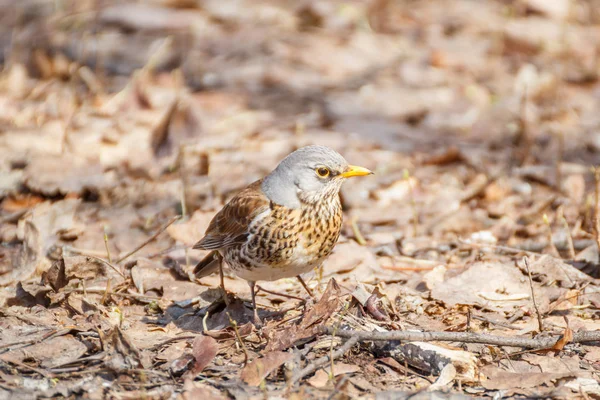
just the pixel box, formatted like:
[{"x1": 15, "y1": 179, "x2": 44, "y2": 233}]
[
  {"x1": 404, "y1": 169, "x2": 418, "y2": 237},
  {"x1": 297, "y1": 275, "x2": 315, "y2": 299},
  {"x1": 64, "y1": 288, "x2": 159, "y2": 301},
  {"x1": 116, "y1": 215, "x2": 180, "y2": 263},
  {"x1": 560, "y1": 210, "x2": 576, "y2": 259},
  {"x1": 543, "y1": 214, "x2": 560, "y2": 257},
  {"x1": 517, "y1": 84, "x2": 531, "y2": 166},
  {"x1": 84, "y1": 254, "x2": 125, "y2": 278},
  {"x1": 226, "y1": 312, "x2": 249, "y2": 367},
  {"x1": 350, "y1": 216, "x2": 367, "y2": 246},
  {"x1": 103, "y1": 226, "x2": 112, "y2": 263},
  {"x1": 291, "y1": 336, "x2": 359, "y2": 385},
  {"x1": 594, "y1": 166, "x2": 600, "y2": 254},
  {"x1": 555, "y1": 131, "x2": 564, "y2": 193},
  {"x1": 471, "y1": 315, "x2": 519, "y2": 330},
  {"x1": 179, "y1": 145, "x2": 191, "y2": 271},
  {"x1": 322, "y1": 326, "x2": 600, "y2": 349},
  {"x1": 523, "y1": 256, "x2": 544, "y2": 332},
  {"x1": 256, "y1": 285, "x2": 305, "y2": 302}
]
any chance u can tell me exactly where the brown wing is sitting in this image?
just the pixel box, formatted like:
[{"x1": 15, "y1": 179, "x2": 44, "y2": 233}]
[{"x1": 193, "y1": 180, "x2": 270, "y2": 250}]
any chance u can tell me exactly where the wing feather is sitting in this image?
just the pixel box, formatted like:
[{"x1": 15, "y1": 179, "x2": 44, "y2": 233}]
[{"x1": 193, "y1": 180, "x2": 270, "y2": 250}]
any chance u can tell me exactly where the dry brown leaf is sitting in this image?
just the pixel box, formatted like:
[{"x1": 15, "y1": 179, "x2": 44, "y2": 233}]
[
  {"x1": 0, "y1": 335, "x2": 87, "y2": 368},
  {"x1": 182, "y1": 379, "x2": 228, "y2": 400},
  {"x1": 0, "y1": 221, "x2": 40, "y2": 286},
  {"x1": 430, "y1": 262, "x2": 550, "y2": 312},
  {"x1": 307, "y1": 363, "x2": 361, "y2": 388},
  {"x1": 187, "y1": 335, "x2": 218, "y2": 377},
  {"x1": 103, "y1": 326, "x2": 145, "y2": 371},
  {"x1": 552, "y1": 326, "x2": 574, "y2": 351},
  {"x1": 300, "y1": 278, "x2": 341, "y2": 329},
  {"x1": 481, "y1": 367, "x2": 574, "y2": 390},
  {"x1": 241, "y1": 351, "x2": 293, "y2": 386}
]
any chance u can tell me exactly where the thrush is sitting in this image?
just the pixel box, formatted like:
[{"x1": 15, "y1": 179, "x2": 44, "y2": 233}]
[{"x1": 193, "y1": 145, "x2": 372, "y2": 323}]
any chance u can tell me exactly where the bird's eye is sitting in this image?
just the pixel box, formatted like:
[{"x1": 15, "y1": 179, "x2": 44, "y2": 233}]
[{"x1": 316, "y1": 167, "x2": 330, "y2": 178}]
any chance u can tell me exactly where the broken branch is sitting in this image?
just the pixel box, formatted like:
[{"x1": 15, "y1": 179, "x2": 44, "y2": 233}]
[{"x1": 322, "y1": 326, "x2": 600, "y2": 350}]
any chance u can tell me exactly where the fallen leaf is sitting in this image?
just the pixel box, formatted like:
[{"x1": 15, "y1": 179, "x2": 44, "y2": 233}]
[
  {"x1": 41, "y1": 258, "x2": 68, "y2": 291},
  {"x1": 0, "y1": 221, "x2": 40, "y2": 286},
  {"x1": 481, "y1": 367, "x2": 574, "y2": 390},
  {"x1": 241, "y1": 351, "x2": 293, "y2": 386},
  {"x1": 182, "y1": 379, "x2": 228, "y2": 400},
  {"x1": 552, "y1": 326, "x2": 574, "y2": 351},
  {"x1": 188, "y1": 335, "x2": 218, "y2": 376},
  {"x1": 428, "y1": 363, "x2": 456, "y2": 391},
  {"x1": 307, "y1": 369, "x2": 329, "y2": 388},
  {"x1": 7, "y1": 282, "x2": 51, "y2": 307},
  {"x1": 565, "y1": 378, "x2": 600, "y2": 397},
  {"x1": 307, "y1": 363, "x2": 361, "y2": 388},
  {"x1": 430, "y1": 262, "x2": 549, "y2": 312},
  {"x1": 300, "y1": 278, "x2": 342, "y2": 329},
  {"x1": 0, "y1": 335, "x2": 87, "y2": 368},
  {"x1": 103, "y1": 326, "x2": 144, "y2": 372},
  {"x1": 527, "y1": 255, "x2": 592, "y2": 288}
]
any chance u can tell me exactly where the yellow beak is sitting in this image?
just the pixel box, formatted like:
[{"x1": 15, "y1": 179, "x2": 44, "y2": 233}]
[{"x1": 341, "y1": 165, "x2": 373, "y2": 178}]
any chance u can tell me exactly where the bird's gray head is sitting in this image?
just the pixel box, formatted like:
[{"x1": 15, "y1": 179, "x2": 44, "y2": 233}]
[{"x1": 262, "y1": 145, "x2": 372, "y2": 208}]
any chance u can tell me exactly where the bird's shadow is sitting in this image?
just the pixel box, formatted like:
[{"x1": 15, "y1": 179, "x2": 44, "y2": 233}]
[{"x1": 150, "y1": 289, "x2": 284, "y2": 333}]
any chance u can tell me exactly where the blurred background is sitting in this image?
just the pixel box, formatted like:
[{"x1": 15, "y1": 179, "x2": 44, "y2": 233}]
[{"x1": 2, "y1": 0, "x2": 600, "y2": 278}]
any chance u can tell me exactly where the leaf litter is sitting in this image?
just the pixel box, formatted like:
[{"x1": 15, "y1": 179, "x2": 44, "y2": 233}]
[{"x1": 2, "y1": 0, "x2": 600, "y2": 398}]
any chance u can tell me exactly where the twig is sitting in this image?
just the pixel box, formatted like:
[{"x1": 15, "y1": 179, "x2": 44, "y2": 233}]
[
  {"x1": 116, "y1": 215, "x2": 180, "y2": 263},
  {"x1": 471, "y1": 315, "x2": 519, "y2": 330},
  {"x1": 79, "y1": 254, "x2": 125, "y2": 278},
  {"x1": 593, "y1": 166, "x2": 600, "y2": 254},
  {"x1": 63, "y1": 288, "x2": 160, "y2": 301},
  {"x1": 149, "y1": 335, "x2": 196, "y2": 351},
  {"x1": 291, "y1": 336, "x2": 360, "y2": 385},
  {"x1": 560, "y1": 209, "x2": 576, "y2": 259},
  {"x1": 321, "y1": 326, "x2": 600, "y2": 349},
  {"x1": 60, "y1": 247, "x2": 125, "y2": 278},
  {"x1": 3, "y1": 359, "x2": 53, "y2": 378},
  {"x1": 404, "y1": 169, "x2": 418, "y2": 237},
  {"x1": 103, "y1": 226, "x2": 112, "y2": 264},
  {"x1": 555, "y1": 131, "x2": 564, "y2": 193},
  {"x1": 61, "y1": 246, "x2": 109, "y2": 258},
  {"x1": 350, "y1": 216, "x2": 367, "y2": 246},
  {"x1": 543, "y1": 214, "x2": 560, "y2": 257},
  {"x1": 256, "y1": 285, "x2": 305, "y2": 302},
  {"x1": 522, "y1": 256, "x2": 544, "y2": 332},
  {"x1": 462, "y1": 238, "x2": 596, "y2": 255},
  {"x1": 226, "y1": 312, "x2": 249, "y2": 367},
  {"x1": 516, "y1": 83, "x2": 531, "y2": 166},
  {"x1": 381, "y1": 255, "x2": 461, "y2": 270},
  {"x1": 179, "y1": 144, "x2": 190, "y2": 270}
]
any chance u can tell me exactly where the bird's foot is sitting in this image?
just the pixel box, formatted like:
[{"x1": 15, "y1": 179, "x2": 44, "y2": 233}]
[
  {"x1": 252, "y1": 309, "x2": 263, "y2": 328},
  {"x1": 220, "y1": 287, "x2": 231, "y2": 306}
]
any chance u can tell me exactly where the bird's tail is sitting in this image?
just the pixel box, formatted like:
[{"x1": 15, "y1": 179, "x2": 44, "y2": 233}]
[{"x1": 194, "y1": 250, "x2": 221, "y2": 278}]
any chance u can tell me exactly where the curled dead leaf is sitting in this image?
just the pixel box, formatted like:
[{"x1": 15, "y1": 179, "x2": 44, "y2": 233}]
[
  {"x1": 241, "y1": 351, "x2": 293, "y2": 386},
  {"x1": 187, "y1": 335, "x2": 218, "y2": 377}
]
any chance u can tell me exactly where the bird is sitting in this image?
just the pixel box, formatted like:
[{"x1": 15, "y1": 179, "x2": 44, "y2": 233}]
[{"x1": 193, "y1": 145, "x2": 373, "y2": 324}]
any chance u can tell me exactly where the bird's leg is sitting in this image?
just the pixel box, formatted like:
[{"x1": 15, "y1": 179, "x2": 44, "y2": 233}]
[
  {"x1": 217, "y1": 252, "x2": 229, "y2": 306},
  {"x1": 296, "y1": 275, "x2": 316, "y2": 300},
  {"x1": 248, "y1": 281, "x2": 262, "y2": 326}
]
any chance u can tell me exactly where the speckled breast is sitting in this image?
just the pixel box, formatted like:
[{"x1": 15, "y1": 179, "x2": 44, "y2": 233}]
[{"x1": 224, "y1": 197, "x2": 343, "y2": 282}]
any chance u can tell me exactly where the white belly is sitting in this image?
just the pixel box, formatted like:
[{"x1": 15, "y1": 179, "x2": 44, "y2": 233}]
[{"x1": 232, "y1": 261, "x2": 316, "y2": 282}]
